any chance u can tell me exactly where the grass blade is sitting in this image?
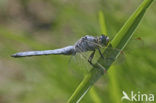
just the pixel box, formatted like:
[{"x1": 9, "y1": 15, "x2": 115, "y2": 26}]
[{"x1": 99, "y1": 10, "x2": 108, "y2": 35}]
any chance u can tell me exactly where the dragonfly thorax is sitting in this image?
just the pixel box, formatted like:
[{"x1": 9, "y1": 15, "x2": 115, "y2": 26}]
[{"x1": 74, "y1": 35, "x2": 109, "y2": 53}]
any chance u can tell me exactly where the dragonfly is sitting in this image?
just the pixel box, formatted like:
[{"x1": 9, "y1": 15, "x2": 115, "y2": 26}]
[{"x1": 11, "y1": 34, "x2": 109, "y2": 65}]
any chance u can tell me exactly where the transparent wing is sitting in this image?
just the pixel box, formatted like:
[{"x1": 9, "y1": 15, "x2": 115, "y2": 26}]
[
  {"x1": 127, "y1": 36, "x2": 145, "y2": 51},
  {"x1": 75, "y1": 46, "x2": 93, "y2": 69},
  {"x1": 74, "y1": 43, "x2": 104, "y2": 69},
  {"x1": 67, "y1": 51, "x2": 92, "y2": 75}
]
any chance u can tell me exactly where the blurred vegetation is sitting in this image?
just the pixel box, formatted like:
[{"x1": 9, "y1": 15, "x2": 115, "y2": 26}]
[{"x1": 0, "y1": 0, "x2": 155, "y2": 103}]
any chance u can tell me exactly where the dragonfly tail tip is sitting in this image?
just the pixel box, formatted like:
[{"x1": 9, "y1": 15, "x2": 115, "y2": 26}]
[{"x1": 11, "y1": 54, "x2": 19, "y2": 58}]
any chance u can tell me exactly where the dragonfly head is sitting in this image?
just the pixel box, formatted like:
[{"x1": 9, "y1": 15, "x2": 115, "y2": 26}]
[{"x1": 99, "y1": 34, "x2": 109, "y2": 46}]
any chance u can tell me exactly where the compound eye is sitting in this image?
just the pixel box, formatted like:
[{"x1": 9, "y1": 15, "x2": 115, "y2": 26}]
[{"x1": 100, "y1": 34, "x2": 109, "y2": 46}]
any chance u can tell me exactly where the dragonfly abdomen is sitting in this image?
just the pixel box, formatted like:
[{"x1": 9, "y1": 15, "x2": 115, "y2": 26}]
[{"x1": 12, "y1": 46, "x2": 76, "y2": 57}]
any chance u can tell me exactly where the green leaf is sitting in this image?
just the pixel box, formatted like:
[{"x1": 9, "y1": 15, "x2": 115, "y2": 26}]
[{"x1": 99, "y1": 10, "x2": 107, "y2": 35}]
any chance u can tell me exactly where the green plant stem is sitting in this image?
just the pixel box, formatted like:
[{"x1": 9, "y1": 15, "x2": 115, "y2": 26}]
[
  {"x1": 67, "y1": 0, "x2": 153, "y2": 102},
  {"x1": 99, "y1": 10, "x2": 107, "y2": 35},
  {"x1": 108, "y1": 66, "x2": 121, "y2": 103}
]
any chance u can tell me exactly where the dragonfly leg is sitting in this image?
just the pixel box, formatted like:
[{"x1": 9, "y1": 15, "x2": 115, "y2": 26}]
[
  {"x1": 88, "y1": 50, "x2": 95, "y2": 65},
  {"x1": 97, "y1": 48, "x2": 104, "y2": 59}
]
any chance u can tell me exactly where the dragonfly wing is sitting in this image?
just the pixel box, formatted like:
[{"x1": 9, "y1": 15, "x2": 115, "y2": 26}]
[{"x1": 11, "y1": 46, "x2": 75, "y2": 57}]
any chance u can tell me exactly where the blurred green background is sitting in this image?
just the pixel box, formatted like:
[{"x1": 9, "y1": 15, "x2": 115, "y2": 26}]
[{"x1": 0, "y1": 0, "x2": 155, "y2": 103}]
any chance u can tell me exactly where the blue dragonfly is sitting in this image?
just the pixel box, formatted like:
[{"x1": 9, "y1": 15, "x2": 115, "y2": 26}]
[{"x1": 11, "y1": 34, "x2": 109, "y2": 65}]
